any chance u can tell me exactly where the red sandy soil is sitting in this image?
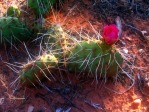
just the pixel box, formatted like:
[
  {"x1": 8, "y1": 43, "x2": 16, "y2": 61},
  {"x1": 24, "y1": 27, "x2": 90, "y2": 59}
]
[{"x1": 0, "y1": 0, "x2": 149, "y2": 112}]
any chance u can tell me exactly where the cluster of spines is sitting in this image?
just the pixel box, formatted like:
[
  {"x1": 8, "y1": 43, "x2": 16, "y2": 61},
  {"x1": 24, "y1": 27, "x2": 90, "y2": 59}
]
[
  {"x1": 20, "y1": 25, "x2": 75, "y2": 86},
  {"x1": 45, "y1": 24, "x2": 74, "y2": 59},
  {"x1": 20, "y1": 54, "x2": 58, "y2": 87}
]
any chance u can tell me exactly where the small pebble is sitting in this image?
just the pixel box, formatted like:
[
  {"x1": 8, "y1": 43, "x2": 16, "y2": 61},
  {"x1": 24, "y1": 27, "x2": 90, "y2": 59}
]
[
  {"x1": 123, "y1": 48, "x2": 128, "y2": 54},
  {"x1": 126, "y1": 36, "x2": 132, "y2": 41},
  {"x1": 0, "y1": 98, "x2": 4, "y2": 105},
  {"x1": 134, "y1": 99, "x2": 141, "y2": 103},
  {"x1": 27, "y1": 105, "x2": 34, "y2": 112},
  {"x1": 144, "y1": 82, "x2": 149, "y2": 88},
  {"x1": 138, "y1": 49, "x2": 143, "y2": 53},
  {"x1": 131, "y1": 99, "x2": 141, "y2": 109}
]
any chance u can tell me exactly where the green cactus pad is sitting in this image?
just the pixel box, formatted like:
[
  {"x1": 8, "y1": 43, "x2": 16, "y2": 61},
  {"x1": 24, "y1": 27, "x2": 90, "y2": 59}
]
[
  {"x1": 28, "y1": 0, "x2": 57, "y2": 16},
  {"x1": 45, "y1": 25, "x2": 63, "y2": 52},
  {"x1": 44, "y1": 24, "x2": 74, "y2": 59},
  {"x1": 20, "y1": 54, "x2": 58, "y2": 86},
  {"x1": 67, "y1": 41, "x2": 123, "y2": 77},
  {"x1": 7, "y1": 5, "x2": 20, "y2": 17},
  {"x1": 0, "y1": 17, "x2": 31, "y2": 45}
]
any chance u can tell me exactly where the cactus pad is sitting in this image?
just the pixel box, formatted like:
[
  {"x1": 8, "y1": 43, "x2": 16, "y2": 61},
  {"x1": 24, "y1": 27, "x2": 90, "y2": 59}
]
[
  {"x1": 28, "y1": 0, "x2": 57, "y2": 16},
  {"x1": 0, "y1": 17, "x2": 31, "y2": 44},
  {"x1": 67, "y1": 41, "x2": 123, "y2": 77},
  {"x1": 20, "y1": 54, "x2": 58, "y2": 86},
  {"x1": 45, "y1": 24, "x2": 74, "y2": 60},
  {"x1": 7, "y1": 5, "x2": 20, "y2": 17}
]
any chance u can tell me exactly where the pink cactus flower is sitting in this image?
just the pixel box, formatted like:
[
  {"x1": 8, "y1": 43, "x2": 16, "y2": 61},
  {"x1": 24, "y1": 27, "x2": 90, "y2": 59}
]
[{"x1": 102, "y1": 24, "x2": 119, "y2": 45}]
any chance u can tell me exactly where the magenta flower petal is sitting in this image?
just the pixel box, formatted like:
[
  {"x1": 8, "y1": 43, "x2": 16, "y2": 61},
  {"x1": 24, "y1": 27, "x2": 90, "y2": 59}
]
[{"x1": 102, "y1": 24, "x2": 119, "y2": 45}]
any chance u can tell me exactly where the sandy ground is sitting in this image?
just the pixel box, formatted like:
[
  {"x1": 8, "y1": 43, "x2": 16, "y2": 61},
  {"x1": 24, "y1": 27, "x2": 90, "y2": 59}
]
[{"x1": 0, "y1": 0, "x2": 149, "y2": 112}]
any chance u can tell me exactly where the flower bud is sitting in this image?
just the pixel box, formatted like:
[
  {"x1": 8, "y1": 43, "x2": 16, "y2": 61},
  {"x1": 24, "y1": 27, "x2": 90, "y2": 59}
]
[{"x1": 102, "y1": 24, "x2": 119, "y2": 45}]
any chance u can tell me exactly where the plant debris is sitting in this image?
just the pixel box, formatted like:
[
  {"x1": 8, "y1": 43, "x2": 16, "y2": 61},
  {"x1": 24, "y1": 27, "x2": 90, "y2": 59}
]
[{"x1": 93, "y1": 0, "x2": 149, "y2": 22}]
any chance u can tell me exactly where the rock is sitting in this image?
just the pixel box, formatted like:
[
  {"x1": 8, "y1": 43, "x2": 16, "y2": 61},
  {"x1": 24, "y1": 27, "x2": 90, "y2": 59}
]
[
  {"x1": 56, "y1": 107, "x2": 71, "y2": 112},
  {"x1": 123, "y1": 48, "x2": 128, "y2": 54},
  {"x1": 131, "y1": 99, "x2": 141, "y2": 109},
  {"x1": 27, "y1": 105, "x2": 34, "y2": 112},
  {"x1": 0, "y1": 98, "x2": 4, "y2": 105},
  {"x1": 144, "y1": 76, "x2": 149, "y2": 89},
  {"x1": 138, "y1": 49, "x2": 143, "y2": 53},
  {"x1": 144, "y1": 82, "x2": 149, "y2": 90},
  {"x1": 126, "y1": 36, "x2": 132, "y2": 42}
]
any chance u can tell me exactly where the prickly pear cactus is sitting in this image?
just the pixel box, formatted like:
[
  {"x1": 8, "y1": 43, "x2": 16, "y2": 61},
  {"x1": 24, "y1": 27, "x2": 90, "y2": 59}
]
[
  {"x1": 28, "y1": 0, "x2": 57, "y2": 16},
  {"x1": 20, "y1": 54, "x2": 58, "y2": 86},
  {"x1": 0, "y1": 17, "x2": 31, "y2": 44},
  {"x1": 7, "y1": 5, "x2": 20, "y2": 17},
  {"x1": 67, "y1": 40, "x2": 123, "y2": 77}
]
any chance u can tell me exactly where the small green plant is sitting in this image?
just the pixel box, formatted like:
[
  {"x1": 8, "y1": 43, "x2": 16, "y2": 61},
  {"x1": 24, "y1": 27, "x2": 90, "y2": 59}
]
[
  {"x1": 7, "y1": 5, "x2": 20, "y2": 17},
  {"x1": 0, "y1": 17, "x2": 31, "y2": 45},
  {"x1": 28, "y1": 0, "x2": 57, "y2": 16}
]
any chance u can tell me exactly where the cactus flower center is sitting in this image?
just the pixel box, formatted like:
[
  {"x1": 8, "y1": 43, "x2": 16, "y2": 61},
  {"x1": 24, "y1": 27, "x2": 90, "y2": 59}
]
[{"x1": 102, "y1": 24, "x2": 119, "y2": 45}]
